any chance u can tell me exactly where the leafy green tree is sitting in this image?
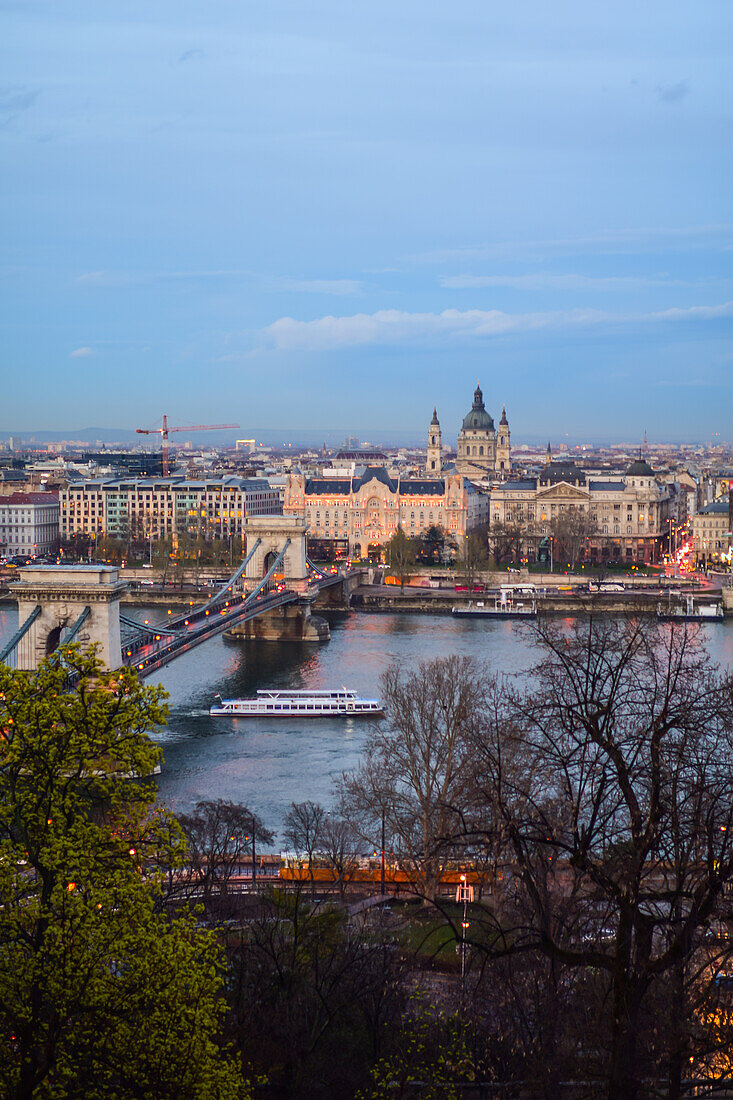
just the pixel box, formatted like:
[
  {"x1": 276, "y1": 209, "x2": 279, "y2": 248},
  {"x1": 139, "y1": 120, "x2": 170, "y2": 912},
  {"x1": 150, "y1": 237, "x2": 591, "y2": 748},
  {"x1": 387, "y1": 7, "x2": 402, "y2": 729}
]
[
  {"x1": 227, "y1": 887, "x2": 407, "y2": 1099},
  {"x1": 418, "y1": 524, "x2": 445, "y2": 565},
  {"x1": 0, "y1": 649, "x2": 247, "y2": 1100},
  {"x1": 356, "y1": 1001, "x2": 477, "y2": 1100},
  {"x1": 387, "y1": 526, "x2": 415, "y2": 588}
]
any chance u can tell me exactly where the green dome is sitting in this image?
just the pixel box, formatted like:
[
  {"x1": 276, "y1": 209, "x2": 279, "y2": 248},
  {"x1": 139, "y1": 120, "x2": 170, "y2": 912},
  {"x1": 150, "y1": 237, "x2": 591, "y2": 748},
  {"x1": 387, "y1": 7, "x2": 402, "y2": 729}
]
[
  {"x1": 625, "y1": 458, "x2": 654, "y2": 477},
  {"x1": 462, "y1": 384, "x2": 495, "y2": 431}
]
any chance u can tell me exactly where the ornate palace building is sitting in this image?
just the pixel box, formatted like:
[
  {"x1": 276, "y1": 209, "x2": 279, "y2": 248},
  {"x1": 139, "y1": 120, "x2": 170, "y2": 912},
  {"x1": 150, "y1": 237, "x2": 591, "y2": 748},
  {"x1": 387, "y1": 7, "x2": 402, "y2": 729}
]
[
  {"x1": 490, "y1": 457, "x2": 670, "y2": 565},
  {"x1": 455, "y1": 384, "x2": 511, "y2": 479},
  {"x1": 284, "y1": 466, "x2": 488, "y2": 560}
]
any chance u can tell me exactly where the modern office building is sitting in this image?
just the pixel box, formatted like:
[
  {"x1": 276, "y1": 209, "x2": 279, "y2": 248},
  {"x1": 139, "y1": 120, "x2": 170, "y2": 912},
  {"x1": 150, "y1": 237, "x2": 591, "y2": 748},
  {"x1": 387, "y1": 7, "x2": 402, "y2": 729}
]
[{"x1": 59, "y1": 476, "x2": 281, "y2": 542}]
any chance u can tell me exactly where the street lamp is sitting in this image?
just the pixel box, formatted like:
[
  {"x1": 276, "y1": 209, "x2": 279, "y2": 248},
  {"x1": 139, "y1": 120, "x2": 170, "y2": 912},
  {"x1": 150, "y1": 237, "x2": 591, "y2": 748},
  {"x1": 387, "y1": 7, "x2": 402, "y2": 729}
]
[
  {"x1": 456, "y1": 872, "x2": 473, "y2": 992},
  {"x1": 380, "y1": 810, "x2": 386, "y2": 897}
]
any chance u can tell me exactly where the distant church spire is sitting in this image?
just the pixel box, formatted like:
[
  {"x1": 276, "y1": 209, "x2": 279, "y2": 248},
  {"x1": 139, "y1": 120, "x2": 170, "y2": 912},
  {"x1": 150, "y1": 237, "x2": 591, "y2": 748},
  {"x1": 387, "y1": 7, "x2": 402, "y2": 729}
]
[{"x1": 427, "y1": 407, "x2": 442, "y2": 475}]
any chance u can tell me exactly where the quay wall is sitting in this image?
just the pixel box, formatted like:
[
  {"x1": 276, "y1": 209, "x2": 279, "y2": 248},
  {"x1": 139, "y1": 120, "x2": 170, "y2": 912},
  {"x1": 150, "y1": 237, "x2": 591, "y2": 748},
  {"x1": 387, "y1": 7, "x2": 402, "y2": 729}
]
[{"x1": 351, "y1": 587, "x2": 725, "y2": 616}]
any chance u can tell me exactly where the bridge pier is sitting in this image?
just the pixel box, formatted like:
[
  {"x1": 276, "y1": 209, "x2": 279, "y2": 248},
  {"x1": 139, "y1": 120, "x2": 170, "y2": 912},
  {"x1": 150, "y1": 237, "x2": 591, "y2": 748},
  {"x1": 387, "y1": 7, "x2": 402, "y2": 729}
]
[
  {"x1": 311, "y1": 570, "x2": 364, "y2": 610},
  {"x1": 226, "y1": 599, "x2": 329, "y2": 642}
]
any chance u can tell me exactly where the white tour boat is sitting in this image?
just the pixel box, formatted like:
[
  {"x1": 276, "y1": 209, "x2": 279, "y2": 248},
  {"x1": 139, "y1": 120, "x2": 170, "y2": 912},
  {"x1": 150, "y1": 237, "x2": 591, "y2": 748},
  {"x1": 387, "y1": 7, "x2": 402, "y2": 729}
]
[{"x1": 210, "y1": 688, "x2": 384, "y2": 717}]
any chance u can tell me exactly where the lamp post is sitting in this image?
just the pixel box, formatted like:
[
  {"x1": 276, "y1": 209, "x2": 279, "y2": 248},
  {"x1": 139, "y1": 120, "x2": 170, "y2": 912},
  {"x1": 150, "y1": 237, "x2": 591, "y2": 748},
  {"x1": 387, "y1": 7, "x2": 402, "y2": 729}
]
[
  {"x1": 251, "y1": 813, "x2": 256, "y2": 888},
  {"x1": 456, "y1": 873, "x2": 473, "y2": 995},
  {"x1": 380, "y1": 811, "x2": 386, "y2": 897}
]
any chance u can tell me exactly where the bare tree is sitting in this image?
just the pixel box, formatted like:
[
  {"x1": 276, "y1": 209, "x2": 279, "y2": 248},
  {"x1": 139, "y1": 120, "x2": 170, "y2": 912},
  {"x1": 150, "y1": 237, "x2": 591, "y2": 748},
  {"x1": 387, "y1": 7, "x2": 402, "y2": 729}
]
[
  {"x1": 488, "y1": 520, "x2": 523, "y2": 566},
  {"x1": 550, "y1": 507, "x2": 597, "y2": 570},
  {"x1": 459, "y1": 617, "x2": 733, "y2": 1100},
  {"x1": 340, "y1": 655, "x2": 483, "y2": 902},
  {"x1": 458, "y1": 525, "x2": 489, "y2": 587},
  {"x1": 318, "y1": 814, "x2": 361, "y2": 901},
  {"x1": 283, "y1": 800, "x2": 327, "y2": 898},
  {"x1": 178, "y1": 798, "x2": 274, "y2": 911}
]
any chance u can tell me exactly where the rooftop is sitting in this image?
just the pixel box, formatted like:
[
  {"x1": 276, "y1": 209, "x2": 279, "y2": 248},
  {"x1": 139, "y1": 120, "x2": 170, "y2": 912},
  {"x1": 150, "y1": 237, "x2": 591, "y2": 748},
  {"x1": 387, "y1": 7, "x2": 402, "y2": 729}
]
[{"x1": 0, "y1": 491, "x2": 59, "y2": 505}]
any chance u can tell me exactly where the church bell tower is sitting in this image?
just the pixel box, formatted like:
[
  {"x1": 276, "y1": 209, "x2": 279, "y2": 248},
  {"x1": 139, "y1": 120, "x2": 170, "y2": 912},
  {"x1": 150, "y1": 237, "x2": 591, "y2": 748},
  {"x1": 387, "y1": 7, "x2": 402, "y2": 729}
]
[
  {"x1": 427, "y1": 407, "x2": 442, "y2": 475},
  {"x1": 497, "y1": 406, "x2": 511, "y2": 475}
]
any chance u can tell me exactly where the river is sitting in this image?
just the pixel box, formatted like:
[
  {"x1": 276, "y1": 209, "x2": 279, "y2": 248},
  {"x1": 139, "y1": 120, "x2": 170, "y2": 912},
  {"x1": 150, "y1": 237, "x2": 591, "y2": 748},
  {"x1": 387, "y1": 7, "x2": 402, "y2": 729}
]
[{"x1": 2, "y1": 602, "x2": 733, "y2": 839}]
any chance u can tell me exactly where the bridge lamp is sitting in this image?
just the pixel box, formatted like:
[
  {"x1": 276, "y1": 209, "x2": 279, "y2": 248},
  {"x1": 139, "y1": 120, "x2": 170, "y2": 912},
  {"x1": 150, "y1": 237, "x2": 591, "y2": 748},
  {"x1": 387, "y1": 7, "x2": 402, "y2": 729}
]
[{"x1": 126, "y1": 651, "x2": 132, "y2": 657}]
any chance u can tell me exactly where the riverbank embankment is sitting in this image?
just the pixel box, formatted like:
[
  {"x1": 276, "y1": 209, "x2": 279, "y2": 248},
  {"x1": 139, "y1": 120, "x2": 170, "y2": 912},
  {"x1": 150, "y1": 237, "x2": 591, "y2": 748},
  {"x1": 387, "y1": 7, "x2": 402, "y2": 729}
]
[{"x1": 351, "y1": 584, "x2": 727, "y2": 616}]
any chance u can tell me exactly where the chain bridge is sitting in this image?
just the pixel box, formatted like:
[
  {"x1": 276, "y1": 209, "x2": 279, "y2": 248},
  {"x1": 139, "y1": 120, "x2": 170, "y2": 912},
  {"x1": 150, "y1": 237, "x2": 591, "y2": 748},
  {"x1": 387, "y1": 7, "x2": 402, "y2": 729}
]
[{"x1": 1, "y1": 516, "x2": 361, "y2": 678}]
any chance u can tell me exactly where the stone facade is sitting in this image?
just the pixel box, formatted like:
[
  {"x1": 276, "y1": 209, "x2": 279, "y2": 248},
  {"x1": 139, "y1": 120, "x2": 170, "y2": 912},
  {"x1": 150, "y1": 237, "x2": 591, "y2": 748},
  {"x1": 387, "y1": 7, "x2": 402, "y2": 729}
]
[
  {"x1": 455, "y1": 384, "x2": 511, "y2": 479},
  {"x1": 243, "y1": 515, "x2": 309, "y2": 592},
  {"x1": 285, "y1": 466, "x2": 488, "y2": 560},
  {"x1": 692, "y1": 500, "x2": 732, "y2": 567},
  {"x1": 490, "y1": 459, "x2": 670, "y2": 565},
  {"x1": 427, "y1": 408, "x2": 442, "y2": 475},
  {"x1": 0, "y1": 492, "x2": 59, "y2": 558}
]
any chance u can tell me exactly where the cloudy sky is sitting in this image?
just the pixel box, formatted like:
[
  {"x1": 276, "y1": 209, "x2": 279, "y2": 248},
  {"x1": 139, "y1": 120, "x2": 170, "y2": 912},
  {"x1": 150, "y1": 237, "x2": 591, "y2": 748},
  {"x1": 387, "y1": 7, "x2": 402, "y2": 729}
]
[{"x1": 1, "y1": 0, "x2": 731, "y2": 442}]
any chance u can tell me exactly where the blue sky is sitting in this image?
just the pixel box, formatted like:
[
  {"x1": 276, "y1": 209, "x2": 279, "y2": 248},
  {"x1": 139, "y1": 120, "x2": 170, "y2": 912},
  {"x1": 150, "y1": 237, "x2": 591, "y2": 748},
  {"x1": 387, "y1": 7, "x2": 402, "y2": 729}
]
[{"x1": 1, "y1": 0, "x2": 731, "y2": 442}]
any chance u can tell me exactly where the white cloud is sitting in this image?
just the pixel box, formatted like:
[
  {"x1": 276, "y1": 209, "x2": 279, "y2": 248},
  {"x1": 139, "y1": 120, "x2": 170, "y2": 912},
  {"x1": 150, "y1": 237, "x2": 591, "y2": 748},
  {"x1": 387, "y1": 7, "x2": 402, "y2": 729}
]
[
  {"x1": 75, "y1": 270, "x2": 361, "y2": 295},
  {"x1": 261, "y1": 301, "x2": 733, "y2": 352},
  {"x1": 273, "y1": 277, "x2": 362, "y2": 296},
  {"x1": 76, "y1": 269, "x2": 252, "y2": 286},
  {"x1": 409, "y1": 224, "x2": 733, "y2": 265},
  {"x1": 69, "y1": 346, "x2": 93, "y2": 358},
  {"x1": 440, "y1": 273, "x2": 686, "y2": 291}
]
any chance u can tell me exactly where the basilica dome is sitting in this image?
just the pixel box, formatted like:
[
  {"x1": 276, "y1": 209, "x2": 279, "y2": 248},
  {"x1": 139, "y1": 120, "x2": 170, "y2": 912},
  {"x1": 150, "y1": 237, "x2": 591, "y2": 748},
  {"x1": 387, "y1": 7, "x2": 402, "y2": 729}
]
[{"x1": 462, "y1": 384, "x2": 495, "y2": 431}]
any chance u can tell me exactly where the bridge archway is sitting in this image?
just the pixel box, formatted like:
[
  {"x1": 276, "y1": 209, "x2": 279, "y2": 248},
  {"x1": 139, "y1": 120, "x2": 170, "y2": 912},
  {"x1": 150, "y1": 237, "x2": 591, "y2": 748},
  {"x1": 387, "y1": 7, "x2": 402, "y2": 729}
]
[
  {"x1": 44, "y1": 624, "x2": 63, "y2": 657},
  {"x1": 262, "y1": 550, "x2": 278, "y2": 576}
]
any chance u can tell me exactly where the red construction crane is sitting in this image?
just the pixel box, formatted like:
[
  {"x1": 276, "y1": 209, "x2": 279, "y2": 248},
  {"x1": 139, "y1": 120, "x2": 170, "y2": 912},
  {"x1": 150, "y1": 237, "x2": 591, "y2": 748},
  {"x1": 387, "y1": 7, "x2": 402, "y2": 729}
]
[{"x1": 136, "y1": 415, "x2": 239, "y2": 476}]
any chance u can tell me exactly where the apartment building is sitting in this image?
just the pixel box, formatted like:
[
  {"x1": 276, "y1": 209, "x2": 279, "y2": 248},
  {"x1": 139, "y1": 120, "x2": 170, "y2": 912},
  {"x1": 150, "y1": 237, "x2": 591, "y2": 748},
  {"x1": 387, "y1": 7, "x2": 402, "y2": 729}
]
[
  {"x1": 59, "y1": 476, "x2": 281, "y2": 541},
  {"x1": 0, "y1": 492, "x2": 59, "y2": 558}
]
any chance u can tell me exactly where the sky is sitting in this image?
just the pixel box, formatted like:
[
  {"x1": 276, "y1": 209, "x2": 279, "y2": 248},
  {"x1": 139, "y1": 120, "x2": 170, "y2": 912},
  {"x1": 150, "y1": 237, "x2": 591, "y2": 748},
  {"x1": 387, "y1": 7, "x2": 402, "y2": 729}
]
[{"x1": 1, "y1": 0, "x2": 731, "y2": 443}]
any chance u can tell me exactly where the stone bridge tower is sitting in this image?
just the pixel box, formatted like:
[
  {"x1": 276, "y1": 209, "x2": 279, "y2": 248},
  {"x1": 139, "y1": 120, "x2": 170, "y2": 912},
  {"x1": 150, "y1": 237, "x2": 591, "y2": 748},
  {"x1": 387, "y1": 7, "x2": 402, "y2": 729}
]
[
  {"x1": 9, "y1": 565, "x2": 127, "y2": 671},
  {"x1": 244, "y1": 515, "x2": 309, "y2": 593}
]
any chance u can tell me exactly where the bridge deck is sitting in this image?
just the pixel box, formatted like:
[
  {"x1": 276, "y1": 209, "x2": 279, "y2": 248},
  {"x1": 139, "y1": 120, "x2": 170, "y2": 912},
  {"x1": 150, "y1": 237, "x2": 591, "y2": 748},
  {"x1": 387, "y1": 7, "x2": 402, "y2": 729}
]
[{"x1": 122, "y1": 569, "x2": 357, "y2": 679}]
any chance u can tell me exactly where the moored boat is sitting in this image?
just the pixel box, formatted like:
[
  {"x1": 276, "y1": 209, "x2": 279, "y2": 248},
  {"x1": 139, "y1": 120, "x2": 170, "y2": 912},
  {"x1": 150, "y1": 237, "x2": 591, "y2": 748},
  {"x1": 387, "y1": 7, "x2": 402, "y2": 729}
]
[
  {"x1": 451, "y1": 597, "x2": 537, "y2": 619},
  {"x1": 210, "y1": 688, "x2": 383, "y2": 717},
  {"x1": 657, "y1": 594, "x2": 724, "y2": 622}
]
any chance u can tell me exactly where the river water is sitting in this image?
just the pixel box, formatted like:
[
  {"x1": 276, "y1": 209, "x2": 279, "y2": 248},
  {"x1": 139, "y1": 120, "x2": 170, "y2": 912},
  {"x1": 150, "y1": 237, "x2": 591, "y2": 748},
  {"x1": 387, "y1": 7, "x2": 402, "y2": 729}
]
[{"x1": 2, "y1": 602, "x2": 733, "y2": 840}]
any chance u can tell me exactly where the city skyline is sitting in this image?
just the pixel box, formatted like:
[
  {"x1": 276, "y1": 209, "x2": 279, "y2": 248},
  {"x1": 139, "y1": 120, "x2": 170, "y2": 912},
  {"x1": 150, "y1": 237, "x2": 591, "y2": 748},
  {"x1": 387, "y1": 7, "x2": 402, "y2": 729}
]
[{"x1": 2, "y1": 1, "x2": 731, "y2": 437}]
